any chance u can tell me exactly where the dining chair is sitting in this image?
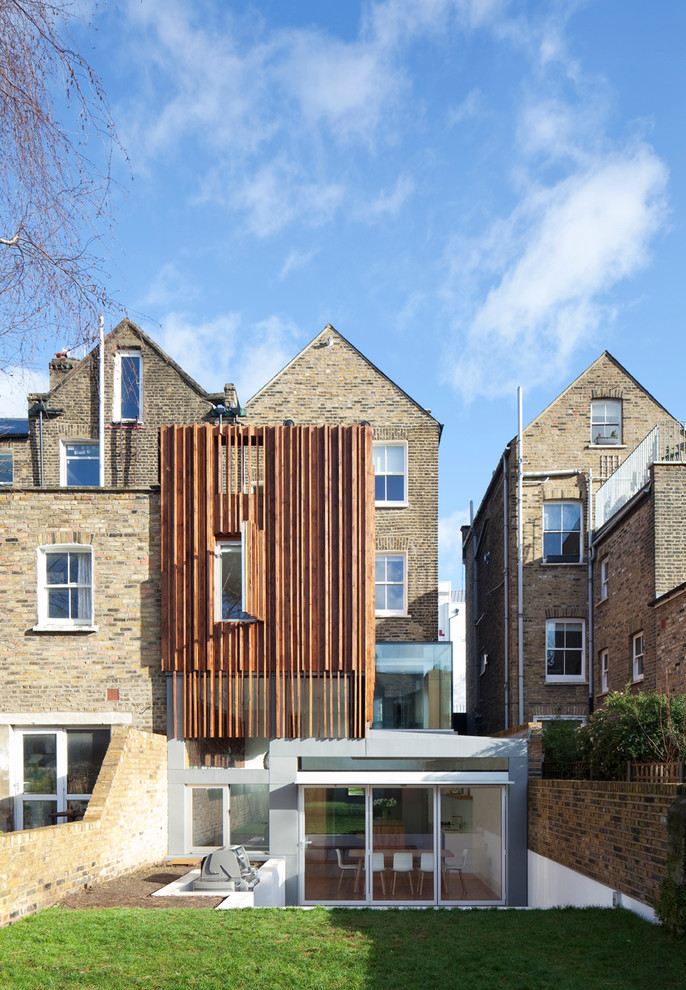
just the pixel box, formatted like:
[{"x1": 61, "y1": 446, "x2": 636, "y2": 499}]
[
  {"x1": 335, "y1": 847, "x2": 359, "y2": 891},
  {"x1": 444, "y1": 848, "x2": 468, "y2": 895},
  {"x1": 391, "y1": 851, "x2": 414, "y2": 895},
  {"x1": 417, "y1": 851, "x2": 434, "y2": 896},
  {"x1": 372, "y1": 851, "x2": 386, "y2": 895}
]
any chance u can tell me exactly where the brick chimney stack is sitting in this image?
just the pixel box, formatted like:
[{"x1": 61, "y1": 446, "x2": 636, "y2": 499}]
[{"x1": 49, "y1": 352, "x2": 78, "y2": 391}]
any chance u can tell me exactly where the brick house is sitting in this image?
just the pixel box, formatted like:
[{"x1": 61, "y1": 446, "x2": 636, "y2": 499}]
[
  {"x1": 0, "y1": 320, "x2": 528, "y2": 908},
  {"x1": 593, "y1": 450, "x2": 686, "y2": 699},
  {"x1": 0, "y1": 319, "x2": 226, "y2": 832},
  {"x1": 462, "y1": 352, "x2": 673, "y2": 735}
]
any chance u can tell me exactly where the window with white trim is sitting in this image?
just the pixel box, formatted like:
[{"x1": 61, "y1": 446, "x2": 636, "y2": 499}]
[
  {"x1": 375, "y1": 553, "x2": 406, "y2": 615},
  {"x1": 545, "y1": 619, "x2": 585, "y2": 682},
  {"x1": 37, "y1": 545, "x2": 93, "y2": 629},
  {"x1": 216, "y1": 540, "x2": 252, "y2": 621},
  {"x1": 373, "y1": 443, "x2": 407, "y2": 506},
  {"x1": 543, "y1": 502, "x2": 582, "y2": 563},
  {"x1": 600, "y1": 649, "x2": 609, "y2": 693},
  {"x1": 591, "y1": 399, "x2": 621, "y2": 445},
  {"x1": 600, "y1": 558, "x2": 609, "y2": 600},
  {"x1": 632, "y1": 632, "x2": 644, "y2": 681},
  {"x1": 60, "y1": 441, "x2": 99, "y2": 486},
  {"x1": 0, "y1": 449, "x2": 13, "y2": 485},
  {"x1": 114, "y1": 349, "x2": 143, "y2": 422}
]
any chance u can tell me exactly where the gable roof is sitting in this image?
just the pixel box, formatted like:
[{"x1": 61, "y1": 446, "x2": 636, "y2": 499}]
[
  {"x1": 246, "y1": 324, "x2": 442, "y2": 430},
  {"x1": 526, "y1": 350, "x2": 675, "y2": 430},
  {"x1": 34, "y1": 319, "x2": 219, "y2": 404}
]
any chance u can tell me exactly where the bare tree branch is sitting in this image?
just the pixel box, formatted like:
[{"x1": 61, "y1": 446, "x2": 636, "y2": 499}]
[{"x1": 0, "y1": 0, "x2": 126, "y2": 366}]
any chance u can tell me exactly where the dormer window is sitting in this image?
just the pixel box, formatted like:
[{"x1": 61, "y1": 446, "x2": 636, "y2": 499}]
[
  {"x1": 591, "y1": 399, "x2": 621, "y2": 445},
  {"x1": 114, "y1": 349, "x2": 143, "y2": 422}
]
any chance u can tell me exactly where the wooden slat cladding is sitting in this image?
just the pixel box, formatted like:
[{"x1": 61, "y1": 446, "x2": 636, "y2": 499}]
[{"x1": 160, "y1": 424, "x2": 375, "y2": 739}]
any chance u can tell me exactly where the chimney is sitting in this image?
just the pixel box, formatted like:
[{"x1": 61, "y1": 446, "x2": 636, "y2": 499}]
[
  {"x1": 49, "y1": 352, "x2": 78, "y2": 391},
  {"x1": 224, "y1": 383, "x2": 238, "y2": 408}
]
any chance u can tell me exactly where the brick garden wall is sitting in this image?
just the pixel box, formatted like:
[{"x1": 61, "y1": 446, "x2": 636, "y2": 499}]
[
  {"x1": 0, "y1": 726, "x2": 167, "y2": 927},
  {"x1": 529, "y1": 778, "x2": 684, "y2": 908},
  {"x1": 245, "y1": 326, "x2": 441, "y2": 642}
]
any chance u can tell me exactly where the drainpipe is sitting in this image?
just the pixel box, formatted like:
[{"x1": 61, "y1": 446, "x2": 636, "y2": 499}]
[
  {"x1": 99, "y1": 314, "x2": 105, "y2": 487},
  {"x1": 517, "y1": 387, "x2": 524, "y2": 726},
  {"x1": 38, "y1": 403, "x2": 44, "y2": 487},
  {"x1": 470, "y1": 500, "x2": 479, "y2": 722},
  {"x1": 502, "y1": 452, "x2": 509, "y2": 729},
  {"x1": 587, "y1": 469, "x2": 594, "y2": 713}
]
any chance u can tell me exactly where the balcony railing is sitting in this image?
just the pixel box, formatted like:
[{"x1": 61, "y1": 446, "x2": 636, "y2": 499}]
[{"x1": 595, "y1": 420, "x2": 686, "y2": 529}]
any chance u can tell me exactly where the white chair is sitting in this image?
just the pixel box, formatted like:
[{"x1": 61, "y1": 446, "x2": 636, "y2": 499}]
[
  {"x1": 372, "y1": 851, "x2": 386, "y2": 895},
  {"x1": 335, "y1": 848, "x2": 359, "y2": 892},
  {"x1": 391, "y1": 852, "x2": 414, "y2": 895},
  {"x1": 417, "y1": 851, "x2": 434, "y2": 896},
  {"x1": 444, "y1": 848, "x2": 468, "y2": 895}
]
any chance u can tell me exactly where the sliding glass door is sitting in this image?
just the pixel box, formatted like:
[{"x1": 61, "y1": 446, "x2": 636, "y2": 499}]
[{"x1": 300, "y1": 784, "x2": 505, "y2": 906}]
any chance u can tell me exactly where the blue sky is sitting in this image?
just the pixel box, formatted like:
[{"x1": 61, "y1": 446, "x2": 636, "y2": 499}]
[{"x1": 2, "y1": 0, "x2": 685, "y2": 586}]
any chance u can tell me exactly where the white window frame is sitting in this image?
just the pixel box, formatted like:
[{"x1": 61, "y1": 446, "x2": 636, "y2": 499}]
[
  {"x1": 600, "y1": 558, "x2": 609, "y2": 600},
  {"x1": 216, "y1": 530, "x2": 251, "y2": 622},
  {"x1": 375, "y1": 551, "x2": 407, "y2": 616},
  {"x1": 632, "y1": 632, "x2": 644, "y2": 682},
  {"x1": 542, "y1": 501, "x2": 583, "y2": 564},
  {"x1": 591, "y1": 399, "x2": 622, "y2": 446},
  {"x1": 600, "y1": 649, "x2": 609, "y2": 693},
  {"x1": 373, "y1": 442, "x2": 408, "y2": 507},
  {"x1": 545, "y1": 619, "x2": 586, "y2": 684},
  {"x1": 35, "y1": 544, "x2": 95, "y2": 631},
  {"x1": 60, "y1": 440, "x2": 100, "y2": 487},
  {"x1": 113, "y1": 349, "x2": 143, "y2": 422},
  {"x1": 0, "y1": 448, "x2": 13, "y2": 486}
]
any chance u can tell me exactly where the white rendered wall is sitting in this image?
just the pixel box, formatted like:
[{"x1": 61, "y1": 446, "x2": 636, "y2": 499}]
[{"x1": 528, "y1": 851, "x2": 656, "y2": 923}]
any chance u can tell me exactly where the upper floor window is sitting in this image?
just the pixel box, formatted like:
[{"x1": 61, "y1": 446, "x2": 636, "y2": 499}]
[
  {"x1": 632, "y1": 632, "x2": 644, "y2": 682},
  {"x1": 600, "y1": 558, "x2": 609, "y2": 600},
  {"x1": 373, "y1": 442, "x2": 407, "y2": 506},
  {"x1": 114, "y1": 349, "x2": 143, "y2": 422},
  {"x1": 61, "y1": 442, "x2": 99, "y2": 487},
  {"x1": 0, "y1": 449, "x2": 13, "y2": 485},
  {"x1": 591, "y1": 399, "x2": 621, "y2": 445},
  {"x1": 600, "y1": 649, "x2": 609, "y2": 693},
  {"x1": 375, "y1": 552, "x2": 406, "y2": 615},
  {"x1": 216, "y1": 541, "x2": 252, "y2": 621},
  {"x1": 36, "y1": 545, "x2": 93, "y2": 630},
  {"x1": 545, "y1": 619, "x2": 585, "y2": 683},
  {"x1": 543, "y1": 502, "x2": 582, "y2": 563}
]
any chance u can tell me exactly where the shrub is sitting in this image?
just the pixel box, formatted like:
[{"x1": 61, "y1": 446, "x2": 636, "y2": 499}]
[
  {"x1": 656, "y1": 877, "x2": 686, "y2": 937},
  {"x1": 577, "y1": 688, "x2": 686, "y2": 780},
  {"x1": 541, "y1": 719, "x2": 582, "y2": 776}
]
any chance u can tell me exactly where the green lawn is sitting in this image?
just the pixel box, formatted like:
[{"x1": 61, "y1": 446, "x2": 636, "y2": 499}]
[{"x1": 0, "y1": 907, "x2": 683, "y2": 990}]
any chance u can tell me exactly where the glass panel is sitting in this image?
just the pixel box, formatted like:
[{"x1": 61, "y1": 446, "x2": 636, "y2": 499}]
[
  {"x1": 373, "y1": 447, "x2": 385, "y2": 474},
  {"x1": 375, "y1": 556, "x2": 385, "y2": 581},
  {"x1": 303, "y1": 787, "x2": 365, "y2": 902},
  {"x1": 371, "y1": 787, "x2": 433, "y2": 903},
  {"x1": 563, "y1": 505, "x2": 581, "y2": 530},
  {"x1": 221, "y1": 544, "x2": 243, "y2": 619},
  {"x1": 229, "y1": 784, "x2": 269, "y2": 852},
  {"x1": 48, "y1": 588, "x2": 69, "y2": 619},
  {"x1": 191, "y1": 788, "x2": 224, "y2": 848},
  {"x1": 386, "y1": 556, "x2": 404, "y2": 582},
  {"x1": 560, "y1": 532, "x2": 580, "y2": 558},
  {"x1": 23, "y1": 800, "x2": 57, "y2": 829},
  {"x1": 67, "y1": 730, "x2": 110, "y2": 794},
  {"x1": 386, "y1": 446, "x2": 404, "y2": 473},
  {"x1": 374, "y1": 643, "x2": 453, "y2": 729},
  {"x1": 0, "y1": 450, "x2": 13, "y2": 485},
  {"x1": 543, "y1": 533, "x2": 560, "y2": 559},
  {"x1": 547, "y1": 649, "x2": 563, "y2": 676},
  {"x1": 375, "y1": 585, "x2": 386, "y2": 610},
  {"x1": 120, "y1": 355, "x2": 141, "y2": 420},
  {"x1": 386, "y1": 584, "x2": 403, "y2": 611},
  {"x1": 566, "y1": 627, "x2": 582, "y2": 649},
  {"x1": 543, "y1": 503, "x2": 561, "y2": 530},
  {"x1": 440, "y1": 787, "x2": 502, "y2": 903},
  {"x1": 46, "y1": 553, "x2": 68, "y2": 585},
  {"x1": 386, "y1": 474, "x2": 404, "y2": 501},
  {"x1": 375, "y1": 475, "x2": 386, "y2": 501},
  {"x1": 566, "y1": 651, "x2": 582, "y2": 676},
  {"x1": 66, "y1": 444, "x2": 99, "y2": 486},
  {"x1": 23, "y1": 734, "x2": 57, "y2": 794}
]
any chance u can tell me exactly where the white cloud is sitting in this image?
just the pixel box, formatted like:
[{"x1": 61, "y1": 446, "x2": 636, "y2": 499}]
[
  {"x1": 0, "y1": 367, "x2": 49, "y2": 416},
  {"x1": 358, "y1": 175, "x2": 415, "y2": 221},
  {"x1": 143, "y1": 262, "x2": 199, "y2": 308},
  {"x1": 447, "y1": 144, "x2": 668, "y2": 402},
  {"x1": 279, "y1": 249, "x2": 317, "y2": 281},
  {"x1": 155, "y1": 311, "x2": 301, "y2": 404},
  {"x1": 448, "y1": 88, "x2": 486, "y2": 127}
]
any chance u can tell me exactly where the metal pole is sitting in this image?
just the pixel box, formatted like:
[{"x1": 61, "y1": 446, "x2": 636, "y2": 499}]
[
  {"x1": 517, "y1": 387, "x2": 524, "y2": 726},
  {"x1": 99, "y1": 314, "x2": 105, "y2": 487}
]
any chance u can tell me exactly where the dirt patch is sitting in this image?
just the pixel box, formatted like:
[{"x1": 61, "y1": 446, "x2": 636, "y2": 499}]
[{"x1": 59, "y1": 864, "x2": 223, "y2": 910}]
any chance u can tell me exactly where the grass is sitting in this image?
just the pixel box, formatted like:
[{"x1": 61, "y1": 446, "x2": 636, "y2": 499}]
[{"x1": 1, "y1": 906, "x2": 684, "y2": 990}]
